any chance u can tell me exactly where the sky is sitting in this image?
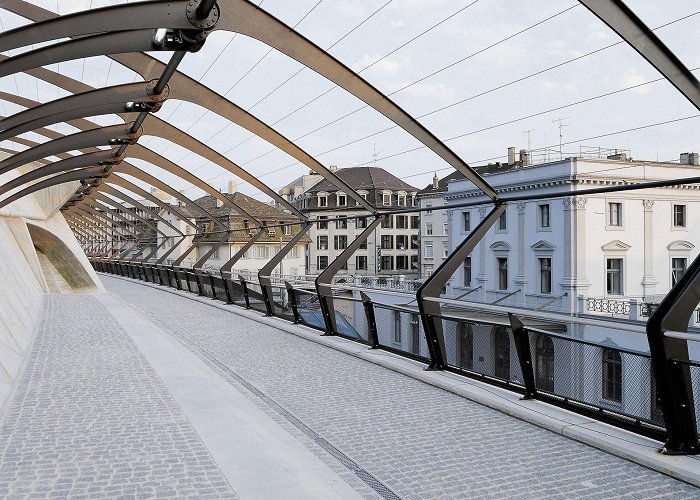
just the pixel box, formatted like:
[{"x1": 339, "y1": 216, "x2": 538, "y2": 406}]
[{"x1": 0, "y1": 0, "x2": 698, "y2": 202}]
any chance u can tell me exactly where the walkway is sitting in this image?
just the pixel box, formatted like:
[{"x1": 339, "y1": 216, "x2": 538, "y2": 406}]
[{"x1": 0, "y1": 276, "x2": 698, "y2": 498}]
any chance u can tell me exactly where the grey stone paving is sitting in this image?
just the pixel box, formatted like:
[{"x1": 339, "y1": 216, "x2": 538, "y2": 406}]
[
  {"x1": 0, "y1": 294, "x2": 236, "y2": 499},
  {"x1": 104, "y1": 276, "x2": 700, "y2": 499}
]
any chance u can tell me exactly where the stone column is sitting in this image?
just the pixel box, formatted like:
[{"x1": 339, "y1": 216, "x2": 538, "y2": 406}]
[
  {"x1": 641, "y1": 199, "x2": 657, "y2": 299},
  {"x1": 560, "y1": 197, "x2": 590, "y2": 313},
  {"x1": 476, "y1": 206, "x2": 489, "y2": 301},
  {"x1": 446, "y1": 209, "x2": 454, "y2": 296},
  {"x1": 514, "y1": 202, "x2": 527, "y2": 306}
]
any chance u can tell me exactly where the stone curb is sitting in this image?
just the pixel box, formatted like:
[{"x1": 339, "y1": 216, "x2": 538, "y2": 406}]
[{"x1": 101, "y1": 274, "x2": 700, "y2": 487}]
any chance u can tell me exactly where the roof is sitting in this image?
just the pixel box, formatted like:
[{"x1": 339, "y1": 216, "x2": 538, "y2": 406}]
[
  {"x1": 190, "y1": 192, "x2": 296, "y2": 220},
  {"x1": 418, "y1": 171, "x2": 465, "y2": 195},
  {"x1": 307, "y1": 166, "x2": 417, "y2": 193}
]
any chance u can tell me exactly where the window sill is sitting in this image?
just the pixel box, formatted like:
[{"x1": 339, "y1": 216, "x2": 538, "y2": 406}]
[{"x1": 605, "y1": 225, "x2": 624, "y2": 231}]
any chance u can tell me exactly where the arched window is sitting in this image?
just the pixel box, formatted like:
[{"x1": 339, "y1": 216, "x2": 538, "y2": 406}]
[
  {"x1": 602, "y1": 348, "x2": 622, "y2": 402},
  {"x1": 535, "y1": 334, "x2": 554, "y2": 392},
  {"x1": 494, "y1": 327, "x2": 510, "y2": 380}
]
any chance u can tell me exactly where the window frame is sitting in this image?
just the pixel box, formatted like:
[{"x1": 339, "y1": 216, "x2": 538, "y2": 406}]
[
  {"x1": 537, "y1": 203, "x2": 551, "y2": 231},
  {"x1": 606, "y1": 201, "x2": 623, "y2": 229},
  {"x1": 606, "y1": 257, "x2": 624, "y2": 296},
  {"x1": 539, "y1": 257, "x2": 552, "y2": 295},
  {"x1": 602, "y1": 348, "x2": 622, "y2": 403},
  {"x1": 672, "y1": 203, "x2": 687, "y2": 229},
  {"x1": 497, "y1": 257, "x2": 508, "y2": 291}
]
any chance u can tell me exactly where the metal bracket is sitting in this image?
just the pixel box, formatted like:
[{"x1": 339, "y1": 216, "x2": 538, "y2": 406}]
[{"x1": 186, "y1": 0, "x2": 220, "y2": 30}]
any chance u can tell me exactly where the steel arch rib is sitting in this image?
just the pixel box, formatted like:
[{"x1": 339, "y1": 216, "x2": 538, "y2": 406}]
[
  {"x1": 80, "y1": 198, "x2": 162, "y2": 238},
  {"x1": 0, "y1": 90, "x2": 244, "y2": 225},
  {"x1": 0, "y1": 30, "x2": 164, "y2": 79},
  {"x1": 0, "y1": 151, "x2": 118, "y2": 196},
  {"x1": 0, "y1": 167, "x2": 106, "y2": 210},
  {"x1": 0, "y1": 0, "x2": 497, "y2": 200},
  {"x1": 578, "y1": 0, "x2": 700, "y2": 112},
  {"x1": 0, "y1": 124, "x2": 137, "y2": 177}
]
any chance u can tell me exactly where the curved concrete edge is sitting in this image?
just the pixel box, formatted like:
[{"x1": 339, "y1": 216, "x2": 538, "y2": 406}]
[{"x1": 101, "y1": 274, "x2": 700, "y2": 487}]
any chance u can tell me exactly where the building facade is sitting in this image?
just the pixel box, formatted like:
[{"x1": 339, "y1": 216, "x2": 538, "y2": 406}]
[
  {"x1": 284, "y1": 166, "x2": 420, "y2": 276},
  {"x1": 444, "y1": 153, "x2": 700, "y2": 313}
]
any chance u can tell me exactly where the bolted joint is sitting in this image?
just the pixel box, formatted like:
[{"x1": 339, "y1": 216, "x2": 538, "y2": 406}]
[
  {"x1": 186, "y1": 0, "x2": 220, "y2": 30},
  {"x1": 145, "y1": 80, "x2": 170, "y2": 101}
]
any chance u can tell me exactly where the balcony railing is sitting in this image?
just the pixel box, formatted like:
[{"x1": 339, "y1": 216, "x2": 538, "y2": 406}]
[{"x1": 93, "y1": 259, "x2": 700, "y2": 453}]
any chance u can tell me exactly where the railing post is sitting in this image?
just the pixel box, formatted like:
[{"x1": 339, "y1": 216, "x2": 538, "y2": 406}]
[
  {"x1": 508, "y1": 313, "x2": 537, "y2": 399},
  {"x1": 239, "y1": 275, "x2": 251, "y2": 309},
  {"x1": 647, "y1": 250, "x2": 700, "y2": 455},
  {"x1": 285, "y1": 281, "x2": 300, "y2": 324},
  {"x1": 360, "y1": 292, "x2": 379, "y2": 348}
]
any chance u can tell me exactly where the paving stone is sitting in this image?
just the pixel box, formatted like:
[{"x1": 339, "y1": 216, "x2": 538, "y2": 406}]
[
  {"x1": 0, "y1": 294, "x2": 236, "y2": 499},
  {"x1": 105, "y1": 276, "x2": 700, "y2": 499}
]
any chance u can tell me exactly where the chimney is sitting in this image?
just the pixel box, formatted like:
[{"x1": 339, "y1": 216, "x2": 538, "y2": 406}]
[
  {"x1": 178, "y1": 189, "x2": 186, "y2": 207},
  {"x1": 228, "y1": 180, "x2": 237, "y2": 194},
  {"x1": 432, "y1": 172, "x2": 439, "y2": 189},
  {"x1": 329, "y1": 164, "x2": 338, "y2": 173},
  {"x1": 519, "y1": 149, "x2": 530, "y2": 166},
  {"x1": 507, "y1": 147, "x2": 516, "y2": 165}
]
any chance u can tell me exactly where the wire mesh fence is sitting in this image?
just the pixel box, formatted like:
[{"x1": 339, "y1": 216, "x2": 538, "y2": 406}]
[
  {"x1": 528, "y1": 330, "x2": 664, "y2": 429},
  {"x1": 373, "y1": 304, "x2": 430, "y2": 361},
  {"x1": 681, "y1": 361, "x2": 700, "y2": 433},
  {"x1": 269, "y1": 285, "x2": 295, "y2": 322},
  {"x1": 439, "y1": 316, "x2": 524, "y2": 388},
  {"x1": 245, "y1": 281, "x2": 268, "y2": 314},
  {"x1": 225, "y1": 279, "x2": 248, "y2": 307}
]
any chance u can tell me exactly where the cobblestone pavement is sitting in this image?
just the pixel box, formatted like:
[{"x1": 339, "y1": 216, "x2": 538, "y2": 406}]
[
  {"x1": 104, "y1": 276, "x2": 700, "y2": 499},
  {"x1": 0, "y1": 294, "x2": 236, "y2": 499}
]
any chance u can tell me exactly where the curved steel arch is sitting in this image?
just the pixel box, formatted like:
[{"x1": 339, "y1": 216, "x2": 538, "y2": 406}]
[
  {"x1": 0, "y1": 150, "x2": 121, "y2": 197},
  {"x1": 79, "y1": 198, "x2": 162, "y2": 238},
  {"x1": 1, "y1": 0, "x2": 496, "y2": 200},
  {"x1": 0, "y1": 167, "x2": 107, "y2": 210},
  {"x1": 0, "y1": 124, "x2": 138, "y2": 177}
]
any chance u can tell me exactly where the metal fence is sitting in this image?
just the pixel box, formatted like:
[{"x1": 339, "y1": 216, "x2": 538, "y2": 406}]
[{"x1": 94, "y1": 259, "x2": 700, "y2": 449}]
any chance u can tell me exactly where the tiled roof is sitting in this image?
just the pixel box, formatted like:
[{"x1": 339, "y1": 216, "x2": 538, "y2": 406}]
[
  {"x1": 191, "y1": 192, "x2": 296, "y2": 220},
  {"x1": 307, "y1": 166, "x2": 418, "y2": 193}
]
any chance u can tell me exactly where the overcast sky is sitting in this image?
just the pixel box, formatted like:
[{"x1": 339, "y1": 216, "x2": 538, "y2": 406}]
[{"x1": 1, "y1": 0, "x2": 698, "y2": 202}]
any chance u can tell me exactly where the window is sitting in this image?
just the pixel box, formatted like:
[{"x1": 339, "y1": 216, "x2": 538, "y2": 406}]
[
  {"x1": 411, "y1": 216, "x2": 420, "y2": 229},
  {"x1": 359, "y1": 240, "x2": 367, "y2": 250},
  {"x1": 463, "y1": 257, "x2": 471, "y2": 287},
  {"x1": 425, "y1": 203, "x2": 432, "y2": 215},
  {"x1": 607, "y1": 202, "x2": 622, "y2": 227},
  {"x1": 606, "y1": 258, "x2": 623, "y2": 295},
  {"x1": 396, "y1": 235, "x2": 408, "y2": 249},
  {"x1": 336, "y1": 193, "x2": 347, "y2": 206},
  {"x1": 336, "y1": 217, "x2": 348, "y2": 229},
  {"x1": 538, "y1": 204, "x2": 550, "y2": 229},
  {"x1": 494, "y1": 327, "x2": 510, "y2": 380},
  {"x1": 424, "y1": 244, "x2": 433, "y2": 258},
  {"x1": 672, "y1": 257, "x2": 687, "y2": 286},
  {"x1": 318, "y1": 255, "x2": 328, "y2": 270},
  {"x1": 334, "y1": 235, "x2": 347, "y2": 250},
  {"x1": 381, "y1": 216, "x2": 393, "y2": 229},
  {"x1": 539, "y1": 257, "x2": 552, "y2": 294},
  {"x1": 317, "y1": 235, "x2": 328, "y2": 250},
  {"x1": 411, "y1": 235, "x2": 419, "y2": 249},
  {"x1": 443, "y1": 223, "x2": 448, "y2": 235},
  {"x1": 425, "y1": 223, "x2": 433, "y2": 235},
  {"x1": 497, "y1": 257, "x2": 508, "y2": 290},
  {"x1": 357, "y1": 216, "x2": 367, "y2": 229},
  {"x1": 443, "y1": 247, "x2": 448, "y2": 258},
  {"x1": 283, "y1": 224, "x2": 292, "y2": 235},
  {"x1": 463, "y1": 212, "x2": 471, "y2": 232},
  {"x1": 317, "y1": 216, "x2": 328, "y2": 230},
  {"x1": 673, "y1": 204, "x2": 686, "y2": 227},
  {"x1": 396, "y1": 255, "x2": 408, "y2": 270},
  {"x1": 381, "y1": 235, "x2": 394, "y2": 249},
  {"x1": 318, "y1": 194, "x2": 328, "y2": 207},
  {"x1": 397, "y1": 193, "x2": 406, "y2": 207},
  {"x1": 535, "y1": 334, "x2": 554, "y2": 392},
  {"x1": 210, "y1": 247, "x2": 219, "y2": 260},
  {"x1": 382, "y1": 192, "x2": 392, "y2": 205},
  {"x1": 410, "y1": 255, "x2": 419, "y2": 270},
  {"x1": 497, "y1": 211, "x2": 507, "y2": 231},
  {"x1": 396, "y1": 215, "x2": 408, "y2": 229},
  {"x1": 356, "y1": 255, "x2": 368, "y2": 270},
  {"x1": 394, "y1": 311, "x2": 402, "y2": 343},
  {"x1": 381, "y1": 255, "x2": 393, "y2": 271},
  {"x1": 602, "y1": 348, "x2": 622, "y2": 402}
]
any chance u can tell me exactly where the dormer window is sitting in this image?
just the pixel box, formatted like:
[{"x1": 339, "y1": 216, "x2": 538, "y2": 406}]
[
  {"x1": 397, "y1": 191, "x2": 407, "y2": 207},
  {"x1": 317, "y1": 192, "x2": 328, "y2": 208},
  {"x1": 336, "y1": 192, "x2": 347, "y2": 207},
  {"x1": 357, "y1": 190, "x2": 368, "y2": 201},
  {"x1": 382, "y1": 191, "x2": 392, "y2": 205}
]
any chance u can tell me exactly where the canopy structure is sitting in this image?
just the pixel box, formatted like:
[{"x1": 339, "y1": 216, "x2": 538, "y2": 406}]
[{"x1": 1, "y1": 0, "x2": 700, "y2": 454}]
